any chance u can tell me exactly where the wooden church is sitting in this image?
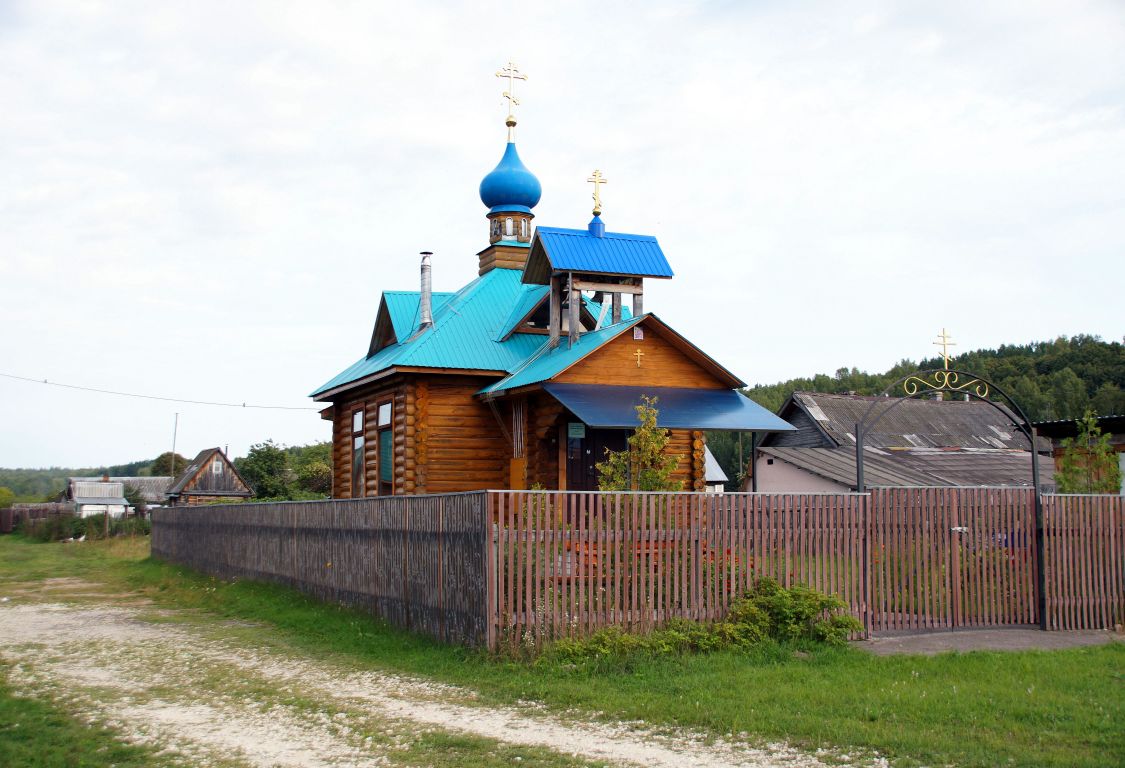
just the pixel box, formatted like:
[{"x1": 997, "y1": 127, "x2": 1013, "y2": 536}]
[{"x1": 312, "y1": 63, "x2": 791, "y2": 497}]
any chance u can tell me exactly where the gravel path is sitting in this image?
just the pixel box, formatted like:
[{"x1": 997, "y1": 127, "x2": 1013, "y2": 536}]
[{"x1": 0, "y1": 592, "x2": 863, "y2": 768}]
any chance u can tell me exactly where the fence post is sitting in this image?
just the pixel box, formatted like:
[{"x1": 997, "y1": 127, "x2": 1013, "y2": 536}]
[
  {"x1": 862, "y1": 491, "x2": 872, "y2": 637},
  {"x1": 1031, "y1": 430, "x2": 1047, "y2": 630},
  {"x1": 483, "y1": 492, "x2": 497, "y2": 650}
]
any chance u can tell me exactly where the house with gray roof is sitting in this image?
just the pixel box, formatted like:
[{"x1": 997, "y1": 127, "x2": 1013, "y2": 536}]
[{"x1": 746, "y1": 392, "x2": 1054, "y2": 492}]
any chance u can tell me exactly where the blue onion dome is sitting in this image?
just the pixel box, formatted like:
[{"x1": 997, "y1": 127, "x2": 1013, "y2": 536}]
[{"x1": 479, "y1": 142, "x2": 542, "y2": 214}]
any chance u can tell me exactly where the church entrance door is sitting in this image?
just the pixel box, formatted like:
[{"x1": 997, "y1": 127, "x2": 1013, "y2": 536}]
[{"x1": 565, "y1": 425, "x2": 628, "y2": 491}]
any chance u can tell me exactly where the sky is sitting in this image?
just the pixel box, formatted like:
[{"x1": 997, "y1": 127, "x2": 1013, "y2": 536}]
[{"x1": 1, "y1": 0, "x2": 1123, "y2": 468}]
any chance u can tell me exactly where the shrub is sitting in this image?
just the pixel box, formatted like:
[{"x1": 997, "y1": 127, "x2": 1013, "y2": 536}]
[{"x1": 544, "y1": 578, "x2": 862, "y2": 662}]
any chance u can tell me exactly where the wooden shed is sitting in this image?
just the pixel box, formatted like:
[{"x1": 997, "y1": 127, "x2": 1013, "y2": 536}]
[{"x1": 166, "y1": 448, "x2": 253, "y2": 506}]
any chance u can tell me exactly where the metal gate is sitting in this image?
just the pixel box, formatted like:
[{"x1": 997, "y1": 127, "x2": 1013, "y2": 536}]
[{"x1": 867, "y1": 488, "x2": 1040, "y2": 633}]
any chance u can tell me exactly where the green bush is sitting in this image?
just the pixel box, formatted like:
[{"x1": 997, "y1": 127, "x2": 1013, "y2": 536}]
[
  {"x1": 545, "y1": 578, "x2": 862, "y2": 662},
  {"x1": 21, "y1": 513, "x2": 151, "y2": 542}
]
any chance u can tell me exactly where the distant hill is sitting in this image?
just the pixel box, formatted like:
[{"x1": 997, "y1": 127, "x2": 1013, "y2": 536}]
[{"x1": 707, "y1": 334, "x2": 1125, "y2": 488}]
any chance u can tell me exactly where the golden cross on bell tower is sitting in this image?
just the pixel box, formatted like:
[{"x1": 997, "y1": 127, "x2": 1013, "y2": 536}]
[
  {"x1": 495, "y1": 59, "x2": 527, "y2": 142},
  {"x1": 933, "y1": 328, "x2": 956, "y2": 369},
  {"x1": 587, "y1": 169, "x2": 608, "y2": 216}
]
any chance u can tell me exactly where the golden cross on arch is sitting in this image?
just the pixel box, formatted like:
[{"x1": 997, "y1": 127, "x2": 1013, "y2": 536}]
[
  {"x1": 588, "y1": 169, "x2": 608, "y2": 216},
  {"x1": 933, "y1": 328, "x2": 956, "y2": 370}
]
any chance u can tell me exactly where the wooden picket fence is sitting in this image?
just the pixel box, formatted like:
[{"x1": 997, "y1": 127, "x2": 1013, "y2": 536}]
[
  {"x1": 486, "y1": 492, "x2": 868, "y2": 646},
  {"x1": 866, "y1": 487, "x2": 1040, "y2": 633},
  {"x1": 486, "y1": 489, "x2": 1124, "y2": 645},
  {"x1": 150, "y1": 489, "x2": 1123, "y2": 648},
  {"x1": 1043, "y1": 494, "x2": 1124, "y2": 631}
]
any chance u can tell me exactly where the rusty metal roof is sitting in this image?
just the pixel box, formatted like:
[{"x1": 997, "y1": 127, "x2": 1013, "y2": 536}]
[
  {"x1": 759, "y1": 446, "x2": 1048, "y2": 490},
  {"x1": 785, "y1": 392, "x2": 1046, "y2": 450}
]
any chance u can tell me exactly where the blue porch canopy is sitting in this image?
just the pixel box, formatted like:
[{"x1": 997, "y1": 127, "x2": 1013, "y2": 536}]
[{"x1": 542, "y1": 383, "x2": 795, "y2": 432}]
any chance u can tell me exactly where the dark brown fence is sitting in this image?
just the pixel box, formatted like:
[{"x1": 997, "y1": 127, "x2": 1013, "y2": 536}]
[
  {"x1": 1043, "y1": 494, "x2": 1125, "y2": 631},
  {"x1": 151, "y1": 494, "x2": 490, "y2": 646},
  {"x1": 150, "y1": 489, "x2": 1123, "y2": 648},
  {"x1": 1, "y1": 503, "x2": 73, "y2": 533}
]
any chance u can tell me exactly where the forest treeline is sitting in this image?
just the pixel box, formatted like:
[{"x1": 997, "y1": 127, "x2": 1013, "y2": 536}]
[{"x1": 707, "y1": 334, "x2": 1124, "y2": 488}]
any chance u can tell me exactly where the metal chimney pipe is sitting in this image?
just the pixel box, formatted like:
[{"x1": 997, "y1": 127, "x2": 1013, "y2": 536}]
[{"x1": 419, "y1": 252, "x2": 433, "y2": 329}]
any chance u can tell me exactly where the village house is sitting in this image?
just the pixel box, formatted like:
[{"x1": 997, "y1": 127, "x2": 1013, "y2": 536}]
[
  {"x1": 312, "y1": 64, "x2": 792, "y2": 496},
  {"x1": 165, "y1": 448, "x2": 253, "y2": 506},
  {"x1": 746, "y1": 391, "x2": 1054, "y2": 492},
  {"x1": 59, "y1": 476, "x2": 129, "y2": 518},
  {"x1": 66, "y1": 475, "x2": 173, "y2": 510}
]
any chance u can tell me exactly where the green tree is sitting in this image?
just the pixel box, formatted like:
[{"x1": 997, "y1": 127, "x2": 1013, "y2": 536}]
[
  {"x1": 1091, "y1": 382, "x2": 1125, "y2": 418},
  {"x1": 1054, "y1": 410, "x2": 1122, "y2": 493},
  {"x1": 235, "y1": 440, "x2": 292, "y2": 498},
  {"x1": 122, "y1": 483, "x2": 148, "y2": 518},
  {"x1": 1048, "y1": 367, "x2": 1090, "y2": 420},
  {"x1": 296, "y1": 460, "x2": 332, "y2": 494},
  {"x1": 596, "y1": 396, "x2": 683, "y2": 491},
  {"x1": 0, "y1": 486, "x2": 14, "y2": 508},
  {"x1": 149, "y1": 452, "x2": 190, "y2": 477}
]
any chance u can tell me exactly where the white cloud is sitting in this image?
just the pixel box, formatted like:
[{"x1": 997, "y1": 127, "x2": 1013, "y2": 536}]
[{"x1": 1, "y1": 0, "x2": 1122, "y2": 466}]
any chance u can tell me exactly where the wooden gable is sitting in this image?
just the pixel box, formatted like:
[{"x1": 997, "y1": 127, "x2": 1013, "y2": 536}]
[{"x1": 554, "y1": 318, "x2": 736, "y2": 390}]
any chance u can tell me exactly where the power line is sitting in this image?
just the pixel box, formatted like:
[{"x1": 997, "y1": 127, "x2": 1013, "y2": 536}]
[{"x1": 0, "y1": 371, "x2": 319, "y2": 411}]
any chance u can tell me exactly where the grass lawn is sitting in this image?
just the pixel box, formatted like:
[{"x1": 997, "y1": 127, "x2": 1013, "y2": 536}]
[
  {"x1": 0, "y1": 662, "x2": 173, "y2": 768},
  {"x1": 1, "y1": 534, "x2": 1122, "y2": 768}
]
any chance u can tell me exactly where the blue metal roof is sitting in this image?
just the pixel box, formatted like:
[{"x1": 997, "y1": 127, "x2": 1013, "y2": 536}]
[
  {"x1": 478, "y1": 316, "x2": 644, "y2": 395},
  {"x1": 524, "y1": 226, "x2": 674, "y2": 284},
  {"x1": 541, "y1": 383, "x2": 797, "y2": 432},
  {"x1": 311, "y1": 269, "x2": 546, "y2": 398}
]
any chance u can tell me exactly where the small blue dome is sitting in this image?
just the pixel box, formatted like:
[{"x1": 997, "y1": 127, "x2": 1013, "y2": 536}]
[{"x1": 479, "y1": 142, "x2": 541, "y2": 214}]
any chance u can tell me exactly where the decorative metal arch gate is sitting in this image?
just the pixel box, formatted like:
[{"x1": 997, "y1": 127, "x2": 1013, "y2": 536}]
[{"x1": 854, "y1": 369, "x2": 1048, "y2": 631}]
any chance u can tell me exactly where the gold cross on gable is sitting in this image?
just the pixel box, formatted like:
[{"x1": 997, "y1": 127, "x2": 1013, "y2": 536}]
[
  {"x1": 933, "y1": 328, "x2": 956, "y2": 370},
  {"x1": 633, "y1": 348, "x2": 644, "y2": 367},
  {"x1": 588, "y1": 169, "x2": 608, "y2": 216},
  {"x1": 495, "y1": 59, "x2": 527, "y2": 139}
]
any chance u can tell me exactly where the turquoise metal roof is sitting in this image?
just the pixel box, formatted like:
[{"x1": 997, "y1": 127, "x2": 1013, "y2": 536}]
[
  {"x1": 311, "y1": 269, "x2": 546, "y2": 398},
  {"x1": 478, "y1": 316, "x2": 645, "y2": 395},
  {"x1": 524, "y1": 225, "x2": 674, "y2": 284},
  {"x1": 383, "y1": 291, "x2": 453, "y2": 341},
  {"x1": 497, "y1": 284, "x2": 548, "y2": 340}
]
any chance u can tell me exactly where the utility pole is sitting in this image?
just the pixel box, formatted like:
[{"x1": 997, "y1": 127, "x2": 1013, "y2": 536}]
[{"x1": 171, "y1": 413, "x2": 179, "y2": 477}]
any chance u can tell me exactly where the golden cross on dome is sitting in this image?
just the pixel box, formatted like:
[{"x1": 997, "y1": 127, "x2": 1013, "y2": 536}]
[
  {"x1": 495, "y1": 59, "x2": 527, "y2": 140},
  {"x1": 588, "y1": 169, "x2": 608, "y2": 216},
  {"x1": 933, "y1": 328, "x2": 956, "y2": 370}
]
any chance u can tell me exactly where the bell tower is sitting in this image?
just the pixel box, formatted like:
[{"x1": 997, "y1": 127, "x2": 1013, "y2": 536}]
[{"x1": 477, "y1": 60, "x2": 541, "y2": 275}]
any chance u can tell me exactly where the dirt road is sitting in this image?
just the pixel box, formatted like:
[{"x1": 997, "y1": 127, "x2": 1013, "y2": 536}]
[{"x1": 0, "y1": 579, "x2": 855, "y2": 768}]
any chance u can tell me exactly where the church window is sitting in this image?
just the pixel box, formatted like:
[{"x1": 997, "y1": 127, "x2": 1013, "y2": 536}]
[
  {"x1": 505, "y1": 217, "x2": 514, "y2": 236},
  {"x1": 351, "y1": 408, "x2": 365, "y2": 497},
  {"x1": 520, "y1": 218, "x2": 528, "y2": 238},
  {"x1": 376, "y1": 401, "x2": 393, "y2": 496}
]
